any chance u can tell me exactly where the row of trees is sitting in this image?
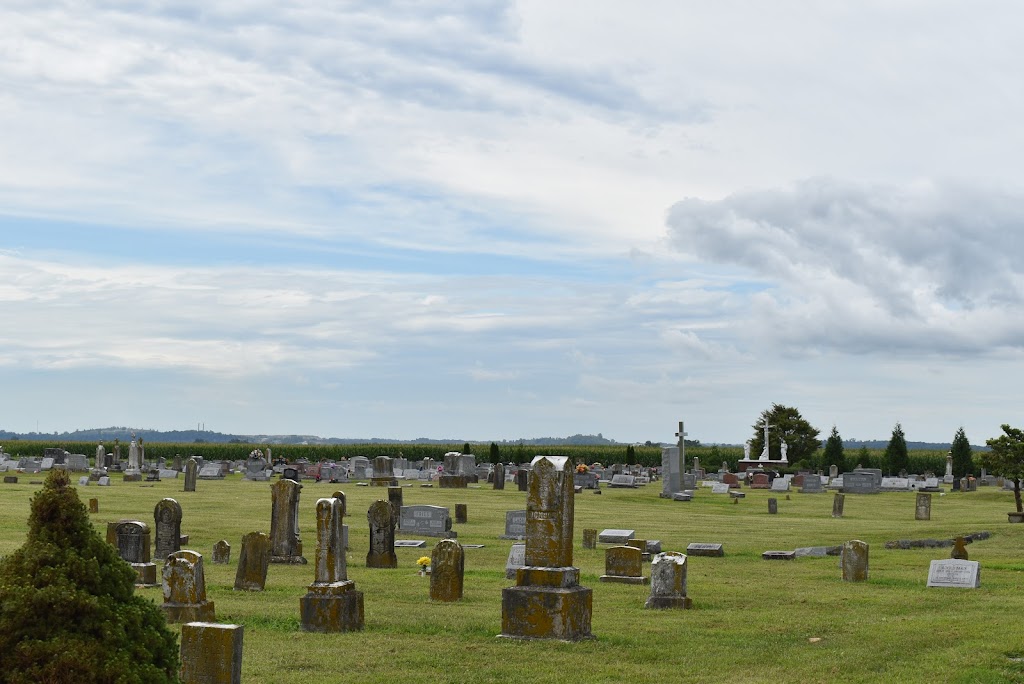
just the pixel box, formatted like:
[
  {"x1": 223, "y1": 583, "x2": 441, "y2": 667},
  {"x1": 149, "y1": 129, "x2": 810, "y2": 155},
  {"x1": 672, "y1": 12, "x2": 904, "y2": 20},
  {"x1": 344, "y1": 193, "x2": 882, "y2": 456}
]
[{"x1": 751, "y1": 403, "x2": 976, "y2": 477}]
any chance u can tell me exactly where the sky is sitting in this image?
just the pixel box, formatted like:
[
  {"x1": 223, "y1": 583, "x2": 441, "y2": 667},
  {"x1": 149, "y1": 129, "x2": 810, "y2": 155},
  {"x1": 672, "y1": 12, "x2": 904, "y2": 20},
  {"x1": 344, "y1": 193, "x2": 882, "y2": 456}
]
[{"x1": 2, "y1": 1, "x2": 1022, "y2": 445}]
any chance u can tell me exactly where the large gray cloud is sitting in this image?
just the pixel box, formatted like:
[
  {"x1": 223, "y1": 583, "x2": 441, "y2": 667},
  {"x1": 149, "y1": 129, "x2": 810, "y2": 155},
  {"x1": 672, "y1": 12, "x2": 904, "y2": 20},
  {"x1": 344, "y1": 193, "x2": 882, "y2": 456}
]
[{"x1": 667, "y1": 178, "x2": 1024, "y2": 354}]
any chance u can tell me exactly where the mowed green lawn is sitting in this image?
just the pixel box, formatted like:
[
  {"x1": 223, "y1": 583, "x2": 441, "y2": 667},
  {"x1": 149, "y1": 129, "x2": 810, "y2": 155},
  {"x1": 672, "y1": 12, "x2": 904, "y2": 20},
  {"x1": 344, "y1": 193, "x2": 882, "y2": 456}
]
[{"x1": 2, "y1": 474, "x2": 1023, "y2": 683}]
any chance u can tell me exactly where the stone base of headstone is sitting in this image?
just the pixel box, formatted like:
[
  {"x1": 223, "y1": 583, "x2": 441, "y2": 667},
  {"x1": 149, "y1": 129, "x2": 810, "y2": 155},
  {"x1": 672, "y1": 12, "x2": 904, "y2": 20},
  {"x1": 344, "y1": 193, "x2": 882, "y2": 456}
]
[
  {"x1": 500, "y1": 567, "x2": 593, "y2": 641},
  {"x1": 162, "y1": 600, "x2": 216, "y2": 624},
  {"x1": 123, "y1": 473, "x2": 143, "y2": 482},
  {"x1": 439, "y1": 475, "x2": 468, "y2": 489},
  {"x1": 180, "y1": 622, "x2": 243, "y2": 684},
  {"x1": 599, "y1": 573, "x2": 648, "y2": 585},
  {"x1": 644, "y1": 595, "x2": 692, "y2": 609},
  {"x1": 299, "y1": 581, "x2": 365, "y2": 632},
  {"x1": 132, "y1": 562, "x2": 158, "y2": 586},
  {"x1": 270, "y1": 554, "x2": 307, "y2": 565},
  {"x1": 371, "y1": 477, "x2": 397, "y2": 487}
]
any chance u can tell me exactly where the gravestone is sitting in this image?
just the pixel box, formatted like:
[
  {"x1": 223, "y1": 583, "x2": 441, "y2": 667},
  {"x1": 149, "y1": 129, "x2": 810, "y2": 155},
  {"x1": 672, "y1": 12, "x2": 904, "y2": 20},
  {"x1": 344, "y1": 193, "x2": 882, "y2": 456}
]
[
  {"x1": 198, "y1": 463, "x2": 224, "y2": 480},
  {"x1": 430, "y1": 538, "x2": 465, "y2": 602},
  {"x1": 371, "y1": 456, "x2": 397, "y2": 487},
  {"x1": 161, "y1": 550, "x2": 215, "y2": 623},
  {"x1": 829, "y1": 464, "x2": 839, "y2": 480},
  {"x1": 301, "y1": 496, "x2": 364, "y2": 632},
  {"x1": 501, "y1": 510, "x2": 527, "y2": 540},
  {"x1": 951, "y1": 537, "x2": 969, "y2": 560},
  {"x1": 493, "y1": 462, "x2": 505, "y2": 490},
  {"x1": 243, "y1": 451, "x2": 270, "y2": 481},
  {"x1": 89, "y1": 498, "x2": 99, "y2": 514},
  {"x1": 610, "y1": 474, "x2": 637, "y2": 488},
  {"x1": 67, "y1": 453, "x2": 89, "y2": 472},
  {"x1": 801, "y1": 475, "x2": 824, "y2": 493},
  {"x1": 439, "y1": 452, "x2": 468, "y2": 488},
  {"x1": 180, "y1": 622, "x2": 244, "y2": 684},
  {"x1": 761, "y1": 551, "x2": 796, "y2": 560},
  {"x1": 500, "y1": 455, "x2": 593, "y2": 641},
  {"x1": 686, "y1": 543, "x2": 724, "y2": 557},
  {"x1": 97, "y1": 476, "x2": 110, "y2": 486},
  {"x1": 844, "y1": 470, "x2": 880, "y2": 494},
  {"x1": 582, "y1": 528, "x2": 597, "y2": 549},
  {"x1": 711, "y1": 483, "x2": 730, "y2": 494},
  {"x1": 234, "y1": 532, "x2": 271, "y2": 591},
  {"x1": 269, "y1": 479, "x2": 306, "y2": 564},
  {"x1": 832, "y1": 493, "x2": 845, "y2": 518},
  {"x1": 212, "y1": 540, "x2": 231, "y2": 564},
  {"x1": 915, "y1": 492, "x2": 932, "y2": 521},
  {"x1": 455, "y1": 503, "x2": 468, "y2": 524},
  {"x1": 399, "y1": 505, "x2": 454, "y2": 538},
  {"x1": 841, "y1": 540, "x2": 869, "y2": 581},
  {"x1": 367, "y1": 500, "x2": 398, "y2": 568},
  {"x1": 154, "y1": 498, "x2": 184, "y2": 560},
  {"x1": 645, "y1": 552, "x2": 692, "y2": 609},
  {"x1": 681, "y1": 473, "x2": 697, "y2": 490},
  {"x1": 600, "y1": 545, "x2": 647, "y2": 584},
  {"x1": 505, "y1": 543, "x2": 526, "y2": 579},
  {"x1": 661, "y1": 446, "x2": 680, "y2": 498},
  {"x1": 750, "y1": 473, "x2": 770, "y2": 489},
  {"x1": 517, "y1": 468, "x2": 529, "y2": 491},
  {"x1": 350, "y1": 456, "x2": 370, "y2": 479},
  {"x1": 116, "y1": 520, "x2": 157, "y2": 586},
  {"x1": 927, "y1": 559, "x2": 980, "y2": 588},
  {"x1": 770, "y1": 478, "x2": 789, "y2": 492},
  {"x1": 387, "y1": 486, "x2": 403, "y2": 516},
  {"x1": 184, "y1": 458, "x2": 198, "y2": 492},
  {"x1": 768, "y1": 498, "x2": 778, "y2": 514},
  {"x1": 598, "y1": 529, "x2": 635, "y2": 544}
]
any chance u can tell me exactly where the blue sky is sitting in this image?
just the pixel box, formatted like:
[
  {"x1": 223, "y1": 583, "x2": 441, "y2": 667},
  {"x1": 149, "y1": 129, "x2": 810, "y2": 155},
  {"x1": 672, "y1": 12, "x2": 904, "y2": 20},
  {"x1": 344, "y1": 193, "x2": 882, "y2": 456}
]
[{"x1": 2, "y1": 1, "x2": 1023, "y2": 445}]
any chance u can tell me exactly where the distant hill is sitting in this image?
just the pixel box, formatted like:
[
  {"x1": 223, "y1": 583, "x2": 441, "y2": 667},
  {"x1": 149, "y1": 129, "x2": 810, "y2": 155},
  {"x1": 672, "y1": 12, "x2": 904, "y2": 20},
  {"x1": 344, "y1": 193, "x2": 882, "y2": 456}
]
[{"x1": 0, "y1": 427, "x2": 632, "y2": 447}]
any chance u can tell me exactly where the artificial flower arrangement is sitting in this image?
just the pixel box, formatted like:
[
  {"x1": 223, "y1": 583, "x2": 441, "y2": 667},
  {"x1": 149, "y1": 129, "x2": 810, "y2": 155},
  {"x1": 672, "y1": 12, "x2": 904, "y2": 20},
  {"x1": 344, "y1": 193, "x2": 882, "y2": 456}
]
[
  {"x1": 576, "y1": 463, "x2": 589, "y2": 473},
  {"x1": 416, "y1": 556, "x2": 431, "y2": 575}
]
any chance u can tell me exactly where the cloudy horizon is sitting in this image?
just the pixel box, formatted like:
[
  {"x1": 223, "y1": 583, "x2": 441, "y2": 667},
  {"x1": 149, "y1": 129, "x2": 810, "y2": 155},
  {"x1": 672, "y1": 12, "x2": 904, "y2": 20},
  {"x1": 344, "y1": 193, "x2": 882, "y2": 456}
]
[{"x1": 2, "y1": 2, "x2": 1022, "y2": 446}]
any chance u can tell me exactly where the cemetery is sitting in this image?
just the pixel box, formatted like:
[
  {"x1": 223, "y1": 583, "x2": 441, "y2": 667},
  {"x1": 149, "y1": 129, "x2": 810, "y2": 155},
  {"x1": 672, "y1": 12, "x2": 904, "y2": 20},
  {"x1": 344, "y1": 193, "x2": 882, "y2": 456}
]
[{"x1": 1, "y1": 454, "x2": 1024, "y2": 682}]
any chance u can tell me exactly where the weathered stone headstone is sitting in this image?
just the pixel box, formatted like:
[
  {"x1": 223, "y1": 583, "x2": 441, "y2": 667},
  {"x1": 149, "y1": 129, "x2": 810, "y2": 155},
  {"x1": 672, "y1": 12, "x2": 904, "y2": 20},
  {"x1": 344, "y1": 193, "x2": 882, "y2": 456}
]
[
  {"x1": 768, "y1": 497, "x2": 778, "y2": 514},
  {"x1": 198, "y1": 463, "x2": 223, "y2": 480},
  {"x1": 927, "y1": 559, "x2": 980, "y2": 588},
  {"x1": 88, "y1": 498, "x2": 99, "y2": 513},
  {"x1": 500, "y1": 455, "x2": 593, "y2": 641},
  {"x1": 234, "y1": 532, "x2": 271, "y2": 591},
  {"x1": 599, "y1": 545, "x2": 647, "y2": 584},
  {"x1": 430, "y1": 538, "x2": 465, "y2": 602},
  {"x1": 243, "y1": 451, "x2": 270, "y2": 481},
  {"x1": 184, "y1": 458, "x2": 198, "y2": 492},
  {"x1": 832, "y1": 493, "x2": 845, "y2": 518},
  {"x1": 493, "y1": 462, "x2": 505, "y2": 490},
  {"x1": 661, "y1": 446, "x2": 680, "y2": 498},
  {"x1": 951, "y1": 537, "x2": 969, "y2": 560},
  {"x1": 399, "y1": 505, "x2": 454, "y2": 538},
  {"x1": 371, "y1": 456, "x2": 396, "y2": 487},
  {"x1": 116, "y1": 520, "x2": 157, "y2": 586},
  {"x1": 387, "y1": 485, "x2": 403, "y2": 515},
  {"x1": 711, "y1": 482, "x2": 730, "y2": 494},
  {"x1": 154, "y1": 498, "x2": 184, "y2": 560},
  {"x1": 582, "y1": 528, "x2": 597, "y2": 549},
  {"x1": 439, "y1": 452, "x2": 468, "y2": 488},
  {"x1": 598, "y1": 529, "x2": 635, "y2": 544},
  {"x1": 161, "y1": 550, "x2": 215, "y2": 623},
  {"x1": 915, "y1": 492, "x2": 932, "y2": 521},
  {"x1": 301, "y1": 496, "x2": 364, "y2": 632},
  {"x1": 367, "y1": 500, "x2": 398, "y2": 568},
  {"x1": 212, "y1": 540, "x2": 231, "y2": 564},
  {"x1": 517, "y1": 468, "x2": 529, "y2": 491},
  {"x1": 750, "y1": 473, "x2": 771, "y2": 489},
  {"x1": 829, "y1": 464, "x2": 839, "y2": 480},
  {"x1": 610, "y1": 474, "x2": 637, "y2": 488},
  {"x1": 770, "y1": 478, "x2": 789, "y2": 492},
  {"x1": 180, "y1": 622, "x2": 243, "y2": 684},
  {"x1": 841, "y1": 540, "x2": 869, "y2": 581},
  {"x1": 502, "y1": 510, "x2": 527, "y2": 540},
  {"x1": 645, "y1": 552, "x2": 692, "y2": 609},
  {"x1": 801, "y1": 475, "x2": 824, "y2": 493},
  {"x1": 455, "y1": 503, "x2": 468, "y2": 524},
  {"x1": 269, "y1": 479, "x2": 306, "y2": 564},
  {"x1": 505, "y1": 543, "x2": 526, "y2": 579}
]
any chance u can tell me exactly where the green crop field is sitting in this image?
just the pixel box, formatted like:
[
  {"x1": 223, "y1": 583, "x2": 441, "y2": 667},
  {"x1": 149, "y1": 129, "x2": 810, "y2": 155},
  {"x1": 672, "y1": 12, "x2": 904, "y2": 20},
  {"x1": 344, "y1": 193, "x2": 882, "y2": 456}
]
[{"x1": 1, "y1": 470, "x2": 1022, "y2": 683}]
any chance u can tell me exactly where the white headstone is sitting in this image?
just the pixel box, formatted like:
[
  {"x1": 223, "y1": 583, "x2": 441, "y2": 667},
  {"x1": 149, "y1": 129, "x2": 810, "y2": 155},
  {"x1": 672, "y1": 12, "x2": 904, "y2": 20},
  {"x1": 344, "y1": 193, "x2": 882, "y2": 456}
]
[{"x1": 927, "y1": 559, "x2": 980, "y2": 588}]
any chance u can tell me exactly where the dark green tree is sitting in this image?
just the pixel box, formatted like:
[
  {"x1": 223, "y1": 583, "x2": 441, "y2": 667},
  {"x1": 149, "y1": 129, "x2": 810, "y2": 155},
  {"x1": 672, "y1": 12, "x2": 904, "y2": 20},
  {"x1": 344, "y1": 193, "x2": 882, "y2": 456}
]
[
  {"x1": 462, "y1": 442, "x2": 472, "y2": 455},
  {"x1": 884, "y1": 423, "x2": 909, "y2": 475},
  {"x1": 489, "y1": 442, "x2": 500, "y2": 464},
  {"x1": 749, "y1": 404, "x2": 821, "y2": 465},
  {"x1": 981, "y1": 424, "x2": 1024, "y2": 513},
  {"x1": 823, "y1": 426, "x2": 845, "y2": 473},
  {"x1": 625, "y1": 445, "x2": 636, "y2": 464},
  {"x1": 950, "y1": 427, "x2": 973, "y2": 478},
  {"x1": 0, "y1": 469, "x2": 179, "y2": 683}
]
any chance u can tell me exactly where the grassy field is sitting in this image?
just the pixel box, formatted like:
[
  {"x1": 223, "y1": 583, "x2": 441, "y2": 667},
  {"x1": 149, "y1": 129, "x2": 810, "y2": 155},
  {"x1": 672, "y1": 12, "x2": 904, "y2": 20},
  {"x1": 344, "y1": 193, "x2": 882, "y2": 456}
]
[{"x1": 2, "y1": 473, "x2": 1023, "y2": 683}]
